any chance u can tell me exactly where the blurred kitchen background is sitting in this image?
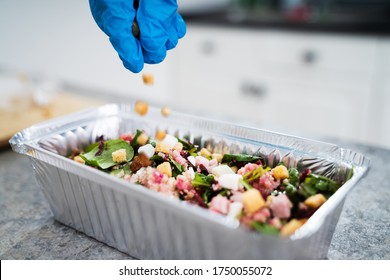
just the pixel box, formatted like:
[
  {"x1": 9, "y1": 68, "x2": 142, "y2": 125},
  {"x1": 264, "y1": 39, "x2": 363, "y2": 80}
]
[{"x1": 1, "y1": 0, "x2": 390, "y2": 149}]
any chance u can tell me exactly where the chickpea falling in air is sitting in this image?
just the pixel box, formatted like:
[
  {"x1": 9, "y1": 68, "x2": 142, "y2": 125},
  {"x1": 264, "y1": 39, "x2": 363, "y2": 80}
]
[
  {"x1": 155, "y1": 129, "x2": 166, "y2": 141},
  {"x1": 161, "y1": 106, "x2": 171, "y2": 117},
  {"x1": 134, "y1": 100, "x2": 148, "y2": 116},
  {"x1": 142, "y1": 73, "x2": 154, "y2": 85}
]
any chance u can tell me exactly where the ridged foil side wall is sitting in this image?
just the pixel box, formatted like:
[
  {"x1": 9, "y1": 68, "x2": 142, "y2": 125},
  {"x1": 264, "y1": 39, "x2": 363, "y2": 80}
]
[{"x1": 10, "y1": 103, "x2": 369, "y2": 259}]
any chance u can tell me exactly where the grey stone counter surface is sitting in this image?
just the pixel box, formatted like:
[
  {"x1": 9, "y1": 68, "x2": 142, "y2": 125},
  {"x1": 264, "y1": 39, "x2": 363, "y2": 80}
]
[{"x1": 1, "y1": 139, "x2": 389, "y2": 260}]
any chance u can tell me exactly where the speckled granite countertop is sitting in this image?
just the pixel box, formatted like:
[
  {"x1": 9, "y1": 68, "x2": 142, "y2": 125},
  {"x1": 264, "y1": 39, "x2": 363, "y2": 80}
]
[{"x1": 1, "y1": 139, "x2": 389, "y2": 260}]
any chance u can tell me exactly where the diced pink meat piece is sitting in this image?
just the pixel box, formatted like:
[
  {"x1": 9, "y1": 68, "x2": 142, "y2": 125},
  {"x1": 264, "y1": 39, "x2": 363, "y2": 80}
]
[
  {"x1": 270, "y1": 194, "x2": 293, "y2": 219},
  {"x1": 209, "y1": 195, "x2": 230, "y2": 215},
  {"x1": 237, "y1": 163, "x2": 261, "y2": 176},
  {"x1": 252, "y1": 207, "x2": 271, "y2": 222}
]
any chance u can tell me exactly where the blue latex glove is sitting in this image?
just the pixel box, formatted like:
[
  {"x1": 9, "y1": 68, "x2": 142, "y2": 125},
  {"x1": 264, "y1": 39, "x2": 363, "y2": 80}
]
[{"x1": 89, "y1": 0, "x2": 186, "y2": 73}]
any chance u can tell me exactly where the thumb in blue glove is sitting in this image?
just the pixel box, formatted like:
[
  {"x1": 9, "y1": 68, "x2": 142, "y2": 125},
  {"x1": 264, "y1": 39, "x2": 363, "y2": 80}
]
[{"x1": 89, "y1": 0, "x2": 186, "y2": 73}]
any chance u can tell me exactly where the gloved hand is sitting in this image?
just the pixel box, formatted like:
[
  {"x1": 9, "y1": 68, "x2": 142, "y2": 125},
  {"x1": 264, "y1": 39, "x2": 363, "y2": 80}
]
[{"x1": 89, "y1": 0, "x2": 186, "y2": 73}]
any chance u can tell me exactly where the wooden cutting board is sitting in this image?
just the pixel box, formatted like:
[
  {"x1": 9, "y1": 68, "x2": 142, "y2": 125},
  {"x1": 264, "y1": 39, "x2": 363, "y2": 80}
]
[{"x1": 0, "y1": 92, "x2": 104, "y2": 148}]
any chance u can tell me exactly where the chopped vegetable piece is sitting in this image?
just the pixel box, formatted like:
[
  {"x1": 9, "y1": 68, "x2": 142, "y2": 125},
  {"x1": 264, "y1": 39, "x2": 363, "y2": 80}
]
[
  {"x1": 252, "y1": 222, "x2": 280, "y2": 236},
  {"x1": 192, "y1": 172, "x2": 215, "y2": 188},
  {"x1": 222, "y1": 154, "x2": 263, "y2": 166},
  {"x1": 288, "y1": 168, "x2": 300, "y2": 186}
]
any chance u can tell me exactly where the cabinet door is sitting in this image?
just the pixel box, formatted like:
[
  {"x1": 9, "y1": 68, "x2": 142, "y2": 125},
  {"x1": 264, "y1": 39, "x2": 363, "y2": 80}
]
[
  {"x1": 253, "y1": 32, "x2": 377, "y2": 91},
  {"x1": 249, "y1": 78, "x2": 370, "y2": 141},
  {"x1": 174, "y1": 25, "x2": 378, "y2": 145},
  {"x1": 174, "y1": 26, "x2": 265, "y2": 106}
]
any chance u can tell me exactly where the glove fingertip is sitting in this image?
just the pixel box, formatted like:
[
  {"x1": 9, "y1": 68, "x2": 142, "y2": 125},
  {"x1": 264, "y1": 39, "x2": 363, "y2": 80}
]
[
  {"x1": 123, "y1": 60, "x2": 144, "y2": 73},
  {"x1": 143, "y1": 48, "x2": 167, "y2": 64},
  {"x1": 110, "y1": 36, "x2": 145, "y2": 73},
  {"x1": 176, "y1": 14, "x2": 187, "y2": 39}
]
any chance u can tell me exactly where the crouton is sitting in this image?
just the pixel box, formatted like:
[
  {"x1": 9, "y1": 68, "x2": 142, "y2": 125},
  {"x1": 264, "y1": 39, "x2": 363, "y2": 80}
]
[
  {"x1": 242, "y1": 189, "x2": 265, "y2": 214},
  {"x1": 112, "y1": 149, "x2": 127, "y2": 163},
  {"x1": 304, "y1": 194, "x2": 327, "y2": 209},
  {"x1": 272, "y1": 165, "x2": 289, "y2": 180},
  {"x1": 157, "y1": 162, "x2": 172, "y2": 177}
]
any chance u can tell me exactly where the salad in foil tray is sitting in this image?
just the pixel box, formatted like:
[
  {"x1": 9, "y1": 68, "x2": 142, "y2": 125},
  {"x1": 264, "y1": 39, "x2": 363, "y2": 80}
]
[{"x1": 70, "y1": 129, "x2": 351, "y2": 237}]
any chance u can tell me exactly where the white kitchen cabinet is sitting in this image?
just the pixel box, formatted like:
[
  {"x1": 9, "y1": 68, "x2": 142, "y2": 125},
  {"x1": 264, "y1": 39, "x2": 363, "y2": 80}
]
[{"x1": 174, "y1": 25, "x2": 389, "y2": 148}]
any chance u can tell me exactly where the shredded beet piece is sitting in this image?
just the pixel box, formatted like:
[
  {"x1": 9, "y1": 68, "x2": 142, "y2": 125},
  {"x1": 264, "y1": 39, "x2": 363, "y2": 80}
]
[
  {"x1": 299, "y1": 169, "x2": 312, "y2": 183},
  {"x1": 180, "y1": 150, "x2": 189, "y2": 159},
  {"x1": 193, "y1": 192, "x2": 207, "y2": 208},
  {"x1": 199, "y1": 164, "x2": 208, "y2": 175},
  {"x1": 95, "y1": 136, "x2": 105, "y2": 156}
]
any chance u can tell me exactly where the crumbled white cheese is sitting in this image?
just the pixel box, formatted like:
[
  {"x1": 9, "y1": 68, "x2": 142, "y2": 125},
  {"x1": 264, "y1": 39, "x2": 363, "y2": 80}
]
[
  {"x1": 228, "y1": 202, "x2": 243, "y2": 219},
  {"x1": 211, "y1": 165, "x2": 234, "y2": 178},
  {"x1": 218, "y1": 174, "x2": 243, "y2": 191},
  {"x1": 187, "y1": 155, "x2": 196, "y2": 166},
  {"x1": 138, "y1": 144, "x2": 155, "y2": 159},
  {"x1": 161, "y1": 134, "x2": 178, "y2": 149}
]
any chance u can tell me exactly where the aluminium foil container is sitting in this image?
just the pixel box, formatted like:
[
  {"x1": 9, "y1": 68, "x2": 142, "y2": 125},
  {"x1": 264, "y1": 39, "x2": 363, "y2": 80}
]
[{"x1": 9, "y1": 103, "x2": 369, "y2": 259}]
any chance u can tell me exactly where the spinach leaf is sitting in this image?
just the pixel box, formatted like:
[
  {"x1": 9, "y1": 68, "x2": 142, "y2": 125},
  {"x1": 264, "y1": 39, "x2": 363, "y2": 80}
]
[
  {"x1": 192, "y1": 172, "x2": 216, "y2": 204},
  {"x1": 110, "y1": 169, "x2": 125, "y2": 178},
  {"x1": 251, "y1": 222, "x2": 279, "y2": 236},
  {"x1": 202, "y1": 187, "x2": 214, "y2": 204},
  {"x1": 285, "y1": 183, "x2": 297, "y2": 197},
  {"x1": 150, "y1": 154, "x2": 165, "y2": 165},
  {"x1": 178, "y1": 138, "x2": 198, "y2": 155},
  {"x1": 168, "y1": 155, "x2": 185, "y2": 178},
  {"x1": 288, "y1": 168, "x2": 300, "y2": 186},
  {"x1": 110, "y1": 163, "x2": 131, "y2": 178},
  {"x1": 298, "y1": 174, "x2": 340, "y2": 198},
  {"x1": 221, "y1": 154, "x2": 263, "y2": 166},
  {"x1": 130, "y1": 129, "x2": 143, "y2": 146},
  {"x1": 192, "y1": 172, "x2": 215, "y2": 188},
  {"x1": 84, "y1": 142, "x2": 99, "y2": 153},
  {"x1": 80, "y1": 139, "x2": 134, "y2": 170},
  {"x1": 218, "y1": 188, "x2": 230, "y2": 197}
]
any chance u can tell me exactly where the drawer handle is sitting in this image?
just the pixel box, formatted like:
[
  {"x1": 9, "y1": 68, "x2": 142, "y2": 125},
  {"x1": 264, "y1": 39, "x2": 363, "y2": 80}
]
[
  {"x1": 201, "y1": 40, "x2": 215, "y2": 55},
  {"x1": 240, "y1": 82, "x2": 267, "y2": 98},
  {"x1": 302, "y1": 50, "x2": 317, "y2": 65}
]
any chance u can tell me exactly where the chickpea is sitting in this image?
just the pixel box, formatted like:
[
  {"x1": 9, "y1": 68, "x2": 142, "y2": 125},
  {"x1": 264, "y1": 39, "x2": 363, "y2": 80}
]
[
  {"x1": 134, "y1": 100, "x2": 148, "y2": 116},
  {"x1": 161, "y1": 106, "x2": 171, "y2": 117}
]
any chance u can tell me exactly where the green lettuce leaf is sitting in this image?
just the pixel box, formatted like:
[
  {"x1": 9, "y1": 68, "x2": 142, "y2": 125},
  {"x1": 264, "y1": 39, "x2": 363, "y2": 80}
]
[
  {"x1": 81, "y1": 139, "x2": 134, "y2": 170},
  {"x1": 251, "y1": 222, "x2": 279, "y2": 236},
  {"x1": 221, "y1": 154, "x2": 263, "y2": 166}
]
